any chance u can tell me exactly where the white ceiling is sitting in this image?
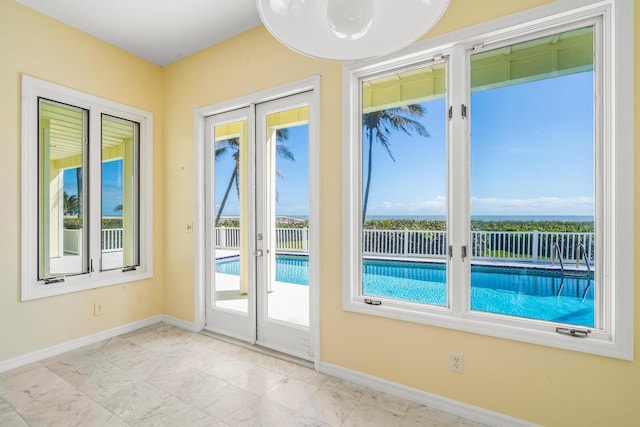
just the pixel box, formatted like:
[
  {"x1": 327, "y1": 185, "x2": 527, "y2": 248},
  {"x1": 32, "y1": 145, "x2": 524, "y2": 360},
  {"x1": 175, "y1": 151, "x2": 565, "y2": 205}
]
[{"x1": 15, "y1": 0, "x2": 263, "y2": 66}]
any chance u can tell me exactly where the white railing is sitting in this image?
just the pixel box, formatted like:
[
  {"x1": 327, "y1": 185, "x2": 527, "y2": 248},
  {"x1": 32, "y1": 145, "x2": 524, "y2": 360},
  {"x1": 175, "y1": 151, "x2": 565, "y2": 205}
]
[
  {"x1": 215, "y1": 227, "x2": 309, "y2": 252},
  {"x1": 363, "y1": 229, "x2": 447, "y2": 258},
  {"x1": 215, "y1": 227, "x2": 594, "y2": 264},
  {"x1": 471, "y1": 230, "x2": 594, "y2": 263},
  {"x1": 102, "y1": 228, "x2": 123, "y2": 252},
  {"x1": 63, "y1": 228, "x2": 125, "y2": 253}
]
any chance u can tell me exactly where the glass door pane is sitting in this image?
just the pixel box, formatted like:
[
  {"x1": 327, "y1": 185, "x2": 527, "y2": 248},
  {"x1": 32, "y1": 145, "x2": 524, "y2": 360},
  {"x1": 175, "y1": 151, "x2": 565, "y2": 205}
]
[
  {"x1": 38, "y1": 99, "x2": 89, "y2": 279},
  {"x1": 469, "y1": 27, "x2": 595, "y2": 327},
  {"x1": 213, "y1": 118, "x2": 249, "y2": 314},
  {"x1": 256, "y1": 93, "x2": 313, "y2": 360},
  {"x1": 265, "y1": 107, "x2": 309, "y2": 327}
]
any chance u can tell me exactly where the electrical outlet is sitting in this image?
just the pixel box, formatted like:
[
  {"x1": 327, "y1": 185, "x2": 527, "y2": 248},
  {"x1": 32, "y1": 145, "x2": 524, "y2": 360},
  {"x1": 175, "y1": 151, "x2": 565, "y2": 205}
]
[
  {"x1": 450, "y1": 352, "x2": 464, "y2": 373},
  {"x1": 93, "y1": 303, "x2": 104, "y2": 317}
]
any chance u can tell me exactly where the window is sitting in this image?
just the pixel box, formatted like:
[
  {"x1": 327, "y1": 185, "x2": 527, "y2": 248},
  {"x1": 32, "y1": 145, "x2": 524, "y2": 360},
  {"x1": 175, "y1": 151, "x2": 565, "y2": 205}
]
[
  {"x1": 22, "y1": 76, "x2": 153, "y2": 300},
  {"x1": 343, "y1": 1, "x2": 633, "y2": 359}
]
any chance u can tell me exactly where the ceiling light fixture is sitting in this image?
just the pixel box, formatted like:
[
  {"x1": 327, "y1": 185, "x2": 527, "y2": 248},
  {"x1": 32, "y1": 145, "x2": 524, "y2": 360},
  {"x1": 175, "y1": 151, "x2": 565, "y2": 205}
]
[{"x1": 257, "y1": 0, "x2": 450, "y2": 61}]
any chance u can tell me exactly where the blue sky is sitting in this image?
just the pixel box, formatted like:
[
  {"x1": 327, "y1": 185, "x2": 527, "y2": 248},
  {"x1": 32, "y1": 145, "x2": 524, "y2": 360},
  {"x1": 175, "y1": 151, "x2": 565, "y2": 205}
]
[
  {"x1": 63, "y1": 160, "x2": 123, "y2": 216},
  {"x1": 364, "y1": 71, "x2": 595, "y2": 218},
  {"x1": 214, "y1": 125, "x2": 309, "y2": 218},
  {"x1": 68, "y1": 71, "x2": 594, "y2": 220}
]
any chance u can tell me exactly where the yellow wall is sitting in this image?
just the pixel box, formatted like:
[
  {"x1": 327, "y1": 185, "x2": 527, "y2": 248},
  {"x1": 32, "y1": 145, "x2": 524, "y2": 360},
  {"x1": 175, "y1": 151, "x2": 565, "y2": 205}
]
[
  {"x1": 163, "y1": 1, "x2": 638, "y2": 426},
  {"x1": 0, "y1": 1, "x2": 164, "y2": 361},
  {"x1": 1, "y1": 0, "x2": 638, "y2": 426}
]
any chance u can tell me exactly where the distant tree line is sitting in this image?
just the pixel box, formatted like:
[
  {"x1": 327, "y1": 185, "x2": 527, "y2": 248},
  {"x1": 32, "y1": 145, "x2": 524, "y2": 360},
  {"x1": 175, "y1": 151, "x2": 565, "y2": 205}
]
[{"x1": 363, "y1": 219, "x2": 594, "y2": 233}]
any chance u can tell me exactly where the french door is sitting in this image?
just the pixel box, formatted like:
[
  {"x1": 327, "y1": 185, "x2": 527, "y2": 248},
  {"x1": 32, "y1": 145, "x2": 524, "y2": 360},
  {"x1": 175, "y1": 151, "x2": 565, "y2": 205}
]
[{"x1": 204, "y1": 92, "x2": 314, "y2": 360}]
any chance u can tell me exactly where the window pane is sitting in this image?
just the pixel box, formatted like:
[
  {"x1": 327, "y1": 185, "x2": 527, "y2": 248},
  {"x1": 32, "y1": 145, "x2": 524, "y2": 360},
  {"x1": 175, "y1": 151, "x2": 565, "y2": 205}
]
[
  {"x1": 360, "y1": 62, "x2": 448, "y2": 307},
  {"x1": 38, "y1": 99, "x2": 88, "y2": 279},
  {"x1": 101, "y1": 115, "x2": 140, "y2": 270},
  {"x1": 213, "y1": 119, "x2": 248, "y2": 313},
  {"x1": 266, "y1": 107, "x2": 310, "y2": 327},
  {"x1": 469, "y1": 27, "x2": 595, "y2": 327}
]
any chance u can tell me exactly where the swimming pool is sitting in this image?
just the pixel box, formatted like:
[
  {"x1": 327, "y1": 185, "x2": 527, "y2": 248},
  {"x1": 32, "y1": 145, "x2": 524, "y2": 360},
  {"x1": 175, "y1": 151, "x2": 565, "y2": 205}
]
[{"x1": 215, "y1": 255, "x2": 594, "y2": 327}]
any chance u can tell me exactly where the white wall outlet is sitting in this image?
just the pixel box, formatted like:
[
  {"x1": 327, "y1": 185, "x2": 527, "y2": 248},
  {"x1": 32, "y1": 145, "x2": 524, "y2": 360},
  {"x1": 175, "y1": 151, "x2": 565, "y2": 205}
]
[
  {"x1": 450, "y1": 352, "x2": 464, "y2": 373},
  {"x1": 93, "y1": 303, "x2": 104, "y2": 317}
]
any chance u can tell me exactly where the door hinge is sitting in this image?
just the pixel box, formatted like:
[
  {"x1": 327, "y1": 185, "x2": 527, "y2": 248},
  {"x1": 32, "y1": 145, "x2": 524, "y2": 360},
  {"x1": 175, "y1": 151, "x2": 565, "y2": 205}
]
[
  {"x1": 448, "y1": 106, "x2": 453, "y2": 120},
  {"x1": 448, "y1": 245, "x2": 453, "y2": 260},
  {"x1": 461, "y1": 245, "x2": 468, "y2": 261},
  {"x1": 461, "y1": 104, "x2": 467, "y2": 118}
]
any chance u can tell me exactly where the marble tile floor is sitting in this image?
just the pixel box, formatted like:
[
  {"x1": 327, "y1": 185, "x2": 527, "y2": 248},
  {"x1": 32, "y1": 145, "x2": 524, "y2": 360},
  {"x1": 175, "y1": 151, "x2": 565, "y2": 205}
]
[{"x1": 0, "y1": 323, "x2": 487, "y2": 427}]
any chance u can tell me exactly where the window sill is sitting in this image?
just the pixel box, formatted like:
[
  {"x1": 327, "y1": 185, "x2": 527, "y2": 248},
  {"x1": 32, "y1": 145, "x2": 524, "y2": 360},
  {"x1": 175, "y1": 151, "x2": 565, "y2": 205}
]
[
  {"x1": 22, "y1": 269, "x2": 152, "y2": 301},
  {"x1": 343, "y1": 298, "x2": 632, "y2": 360}
]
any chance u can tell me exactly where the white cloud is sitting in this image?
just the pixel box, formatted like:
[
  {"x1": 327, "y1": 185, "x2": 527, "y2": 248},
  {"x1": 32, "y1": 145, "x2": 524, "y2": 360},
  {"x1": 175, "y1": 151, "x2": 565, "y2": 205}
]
[
  {"x1": 471, "y1": 196, "x2": 594, "y2": 215},
  {"x1": 376, "y1": 196, "x2": 447, "y2": 214}
]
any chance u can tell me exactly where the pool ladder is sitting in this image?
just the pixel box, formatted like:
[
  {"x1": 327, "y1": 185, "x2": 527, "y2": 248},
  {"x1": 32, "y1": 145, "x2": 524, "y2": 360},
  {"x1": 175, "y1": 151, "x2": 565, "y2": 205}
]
[
  {"x1": 551, "y1": 243, "x2": 592, "y2": 300},
  {"x1": 551, "y1": 243, "x2": 565, "y2": 297}
]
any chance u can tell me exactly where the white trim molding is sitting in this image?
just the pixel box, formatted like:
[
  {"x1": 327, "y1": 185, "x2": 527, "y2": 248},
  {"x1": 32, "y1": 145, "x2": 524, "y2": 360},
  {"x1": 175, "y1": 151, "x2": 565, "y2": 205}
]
[
  {"x1": 341, "y1": 0, "x2": 633, "y2": 360},
  {"x1": 321, "y1": 362, "x2": 541, "y2": 427},
  {"x1": 21, "y1": 75, "x2": 154, "y2": 301},
  {"x1": 0, "y1": 316, "x2": 164, "y2": 374},
  {"x1": 193, "y1": 75, "x2": 322, "y2": 368}
]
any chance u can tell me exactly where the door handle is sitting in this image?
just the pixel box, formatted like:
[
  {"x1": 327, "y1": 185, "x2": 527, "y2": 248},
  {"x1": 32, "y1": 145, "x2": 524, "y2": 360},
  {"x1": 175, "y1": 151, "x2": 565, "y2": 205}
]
[{"x1": 254, "y1": 249, "x2": 264, "y2": 257}]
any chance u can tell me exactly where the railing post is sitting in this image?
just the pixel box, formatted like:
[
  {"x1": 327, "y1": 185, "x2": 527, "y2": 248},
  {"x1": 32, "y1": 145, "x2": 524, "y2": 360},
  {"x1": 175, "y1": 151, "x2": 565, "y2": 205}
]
[
  {"x1": 532, "y1": 230, "x2": 539, "y2": 263},
  {"x1": 403, "y1": 228, "x2": 409, "y2": 255},
  {"x1": 220, "y1": 226, "x2": 226, "y2": 249},
  {"x1": 303, "y1": 227, "x2": 309, "y2": 252}
]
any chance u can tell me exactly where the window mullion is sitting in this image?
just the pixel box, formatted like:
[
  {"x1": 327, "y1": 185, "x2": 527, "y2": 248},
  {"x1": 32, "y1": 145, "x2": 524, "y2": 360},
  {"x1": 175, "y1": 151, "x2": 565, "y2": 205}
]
[
  {"x1": 88, "y1": 109, "x2": 103, "y2": 274},
  {"x1": 447, "y1": 45, "x2": 470, "y2": 317}
]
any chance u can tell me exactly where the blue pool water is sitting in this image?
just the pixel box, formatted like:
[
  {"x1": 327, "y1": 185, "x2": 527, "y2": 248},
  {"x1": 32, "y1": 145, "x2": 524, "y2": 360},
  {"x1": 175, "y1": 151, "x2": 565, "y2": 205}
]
[{"x1": 216, "y1": 256, "x2": 594, "y2": 327}]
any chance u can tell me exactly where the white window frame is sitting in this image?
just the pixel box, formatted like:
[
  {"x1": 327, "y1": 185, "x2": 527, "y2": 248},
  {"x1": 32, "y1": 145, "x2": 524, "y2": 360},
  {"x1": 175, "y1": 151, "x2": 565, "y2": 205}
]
[
  {"x1": 21, "y1": 75, "x2": 153, "y2": 301},
  {"x1": 342, "y1": 0, "x2": 633, "y2": 360}
]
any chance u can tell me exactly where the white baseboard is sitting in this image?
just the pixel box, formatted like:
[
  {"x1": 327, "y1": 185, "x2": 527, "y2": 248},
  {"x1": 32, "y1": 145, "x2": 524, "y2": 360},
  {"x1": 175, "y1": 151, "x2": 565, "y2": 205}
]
[
  {"x1": 0, "y1": 315, "x2": 164, "y2": 374},
  {"x1": 161, "y1": 314, "x2": 198, "y2": 332},
  {"x1": 320, "y1": 362, "x2": 540, "y2": 427}
]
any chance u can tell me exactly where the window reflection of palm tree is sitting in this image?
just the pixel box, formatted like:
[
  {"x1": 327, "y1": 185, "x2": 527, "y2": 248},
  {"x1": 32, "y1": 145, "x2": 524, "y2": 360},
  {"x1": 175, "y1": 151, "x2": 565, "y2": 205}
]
[
  {"x1": 362, "y1": 106, "x2": 429, "y2": 224},
  {"x1": 63, "y1": 191, "x2": 79, "y2": 217},
  {"x1": 215, "y1": 128, "x2": 293, "y2": 226}
]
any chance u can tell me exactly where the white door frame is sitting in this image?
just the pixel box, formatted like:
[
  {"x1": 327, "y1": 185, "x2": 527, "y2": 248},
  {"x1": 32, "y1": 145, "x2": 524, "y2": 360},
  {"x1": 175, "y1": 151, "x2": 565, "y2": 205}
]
[{"x1": 194, "y1": 76, "x2": 321, "y2": 368}]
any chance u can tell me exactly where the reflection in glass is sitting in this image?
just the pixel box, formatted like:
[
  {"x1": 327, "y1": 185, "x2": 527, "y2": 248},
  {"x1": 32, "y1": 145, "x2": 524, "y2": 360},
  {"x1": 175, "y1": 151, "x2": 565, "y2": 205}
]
[
  {"x1": 38, "y1": 99, "x2": 88, "y2": 279},
  {"x1": 101, "y1": 115, "x2": 140, "y2": 270}
]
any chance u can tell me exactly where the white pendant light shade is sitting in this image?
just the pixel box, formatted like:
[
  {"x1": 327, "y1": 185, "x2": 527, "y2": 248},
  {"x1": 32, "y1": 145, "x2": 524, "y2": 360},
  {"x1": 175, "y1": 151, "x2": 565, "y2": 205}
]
[{"x1": 257, "y1": 0, "x2": 450, "y2": 61}]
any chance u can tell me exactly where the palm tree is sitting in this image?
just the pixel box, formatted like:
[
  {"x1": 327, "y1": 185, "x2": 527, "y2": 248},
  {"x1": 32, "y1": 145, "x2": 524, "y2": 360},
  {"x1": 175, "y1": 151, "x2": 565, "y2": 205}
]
[
  {"x1": 214, "y1": 128, "x2": 293, "y2": 226},
  {"x1": 361, "y1": 105, "x2": 429, "y2": 223},
  {"x1": 63, "y1": 191, "x2": 79, "y2": 216},
  {"x1": 75, "y1": 167, "x2": 83, "y2": 219}
]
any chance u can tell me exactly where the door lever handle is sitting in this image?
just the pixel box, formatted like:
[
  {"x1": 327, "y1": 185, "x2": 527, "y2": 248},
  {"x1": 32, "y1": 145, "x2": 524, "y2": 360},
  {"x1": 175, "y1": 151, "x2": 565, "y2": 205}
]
[{"x1": 254, "y1": 249, "x2": 264, "y2": 257}]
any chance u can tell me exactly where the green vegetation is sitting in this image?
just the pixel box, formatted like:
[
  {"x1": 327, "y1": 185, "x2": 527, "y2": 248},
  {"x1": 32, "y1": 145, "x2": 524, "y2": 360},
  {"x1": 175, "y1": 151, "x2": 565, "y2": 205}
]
[
  {"x1": 363, "y1": 219, "x2": 593, "y2": 233},
  {"x1": 216, "y1": 218, "x2": 592, "y2": 232},
  {"x1": 64, "y1": 217, "x2": 122, "y2": 229},
  {"x1": 216, "y1": 219, "x2": 309, "y2": 229}
]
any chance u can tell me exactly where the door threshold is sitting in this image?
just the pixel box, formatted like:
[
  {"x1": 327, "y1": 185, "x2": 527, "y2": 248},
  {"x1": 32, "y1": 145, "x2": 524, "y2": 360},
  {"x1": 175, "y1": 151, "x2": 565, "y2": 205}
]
[{"x1": 200, "y1": 330, "x2": 314, "y2": 369}]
